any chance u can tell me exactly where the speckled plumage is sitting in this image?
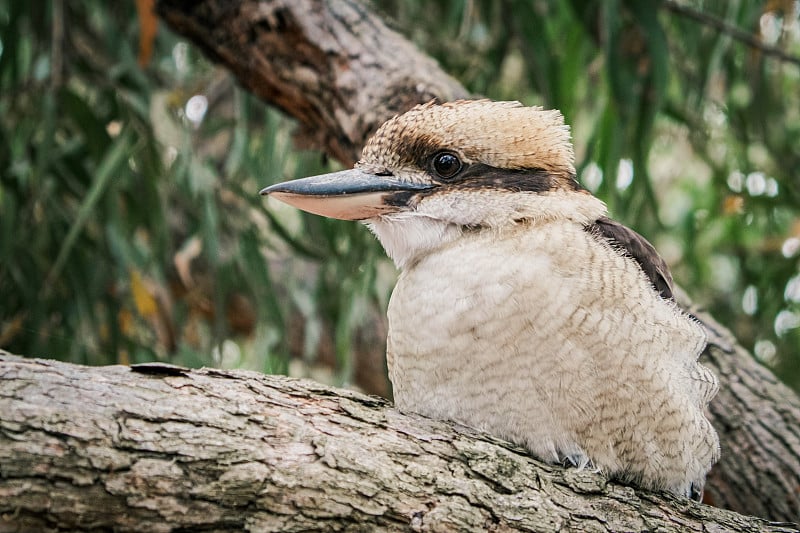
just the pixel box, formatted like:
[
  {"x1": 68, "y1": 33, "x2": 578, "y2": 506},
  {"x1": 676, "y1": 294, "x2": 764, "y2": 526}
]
[
  {"x1": 386, "y1": 215, "x2": 718, "y2": 496},
  {"x1": 264, "y1": 99, "x2": 720, "y2": 498}
]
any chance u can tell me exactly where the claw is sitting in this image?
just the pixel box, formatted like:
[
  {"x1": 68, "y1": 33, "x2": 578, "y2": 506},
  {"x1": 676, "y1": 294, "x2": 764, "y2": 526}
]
[{"x1": 563, "y1": 453, "x2": 592, "y2": 471}]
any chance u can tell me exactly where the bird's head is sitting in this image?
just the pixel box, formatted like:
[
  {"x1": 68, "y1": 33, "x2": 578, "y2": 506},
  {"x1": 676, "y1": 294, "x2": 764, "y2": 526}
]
[{"x1": 262, "y1": 100, "x2": 606, "y2": 268}]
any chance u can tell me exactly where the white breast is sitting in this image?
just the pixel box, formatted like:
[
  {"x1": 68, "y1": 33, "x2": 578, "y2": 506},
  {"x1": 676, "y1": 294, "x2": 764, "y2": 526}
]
[{"x1": 385, "y1": 219, "x2": 718, "y2": 495}]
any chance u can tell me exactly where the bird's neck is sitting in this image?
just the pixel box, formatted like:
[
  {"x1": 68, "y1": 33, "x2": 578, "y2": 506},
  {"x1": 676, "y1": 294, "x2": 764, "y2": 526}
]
[
  {"x1": 366, "y1": 191, "x2": 607, "y2": 270},
  {"x1": 366, "y1": 215, "x2": 462, "y2": 270}
]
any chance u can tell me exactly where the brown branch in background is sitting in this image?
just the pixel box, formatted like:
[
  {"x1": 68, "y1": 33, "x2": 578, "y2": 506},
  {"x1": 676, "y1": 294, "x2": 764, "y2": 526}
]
[
  {"x1": 156, "y1": 0, "x2": 468, "y2": 166},
  {"x1": 663, "y1": 0, "x2": 800, "y2": 69}
]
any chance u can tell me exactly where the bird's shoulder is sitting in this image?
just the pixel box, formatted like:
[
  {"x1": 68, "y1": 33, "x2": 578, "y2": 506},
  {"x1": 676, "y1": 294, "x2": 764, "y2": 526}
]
[{"x1": 584, "y1": 216, "x2": 675, "y2": 301}]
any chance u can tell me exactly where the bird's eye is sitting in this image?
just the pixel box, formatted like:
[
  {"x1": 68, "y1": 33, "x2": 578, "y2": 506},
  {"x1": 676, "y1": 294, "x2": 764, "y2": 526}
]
[{"x1": 432, "y1": 152, "x2": 462, "y2": 179}]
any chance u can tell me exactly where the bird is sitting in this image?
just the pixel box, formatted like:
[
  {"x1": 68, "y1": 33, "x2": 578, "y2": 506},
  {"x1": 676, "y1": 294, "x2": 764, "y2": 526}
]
[{"x1": 261, "y1": 99, "x2": 720, "y2": 499}]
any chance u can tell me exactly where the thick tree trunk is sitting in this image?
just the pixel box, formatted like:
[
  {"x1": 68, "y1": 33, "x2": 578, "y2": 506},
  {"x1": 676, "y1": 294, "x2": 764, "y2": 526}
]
[
  {"x1": 1, "y1": 352, "x2": 797, "y2": 532},
  {"x1": 153, "y1": 0, "x2": 800, "y2": 523}
]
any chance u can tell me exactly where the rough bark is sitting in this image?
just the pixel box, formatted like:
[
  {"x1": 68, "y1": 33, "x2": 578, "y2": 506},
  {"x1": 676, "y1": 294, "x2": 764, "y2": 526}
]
[
  {"x1": 682, "y1": 292, "x2": 800, "y2": 522},
  {"x1": 156, "y1": 0, "x2": 467, "y2": 168},
  {"x1": 152, "y1": 0, "x2": 800, "y2": 522},
  {"x1": 0, "y1": 352, "x2": 797, "y2": 532}
]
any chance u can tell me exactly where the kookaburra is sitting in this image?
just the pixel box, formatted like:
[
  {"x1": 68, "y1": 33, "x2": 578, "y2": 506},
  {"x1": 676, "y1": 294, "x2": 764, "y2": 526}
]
[{"x1": 262, "y1": 100, "x2": 720, "y2": 498}]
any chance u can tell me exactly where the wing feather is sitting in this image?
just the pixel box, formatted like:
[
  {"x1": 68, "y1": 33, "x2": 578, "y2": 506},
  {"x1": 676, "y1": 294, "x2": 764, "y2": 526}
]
[{"x1": 587, "y1": 216, "x2": 674, "y2": 301}]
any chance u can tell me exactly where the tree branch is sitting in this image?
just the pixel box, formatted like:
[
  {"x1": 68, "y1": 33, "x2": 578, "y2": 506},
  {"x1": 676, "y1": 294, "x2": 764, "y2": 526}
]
[
  {"x1": 1, "y1": 353, "x2": 797, "y2": 532},
  {"x1": 155, "y1": 0, "x2": 467, "y2": 167},
  {"x1": 679, "y1": 289, "x2": 800, "y2": 521},
  {"x1": 663, "y1": 0, "x2": 800, "y2": 69}
]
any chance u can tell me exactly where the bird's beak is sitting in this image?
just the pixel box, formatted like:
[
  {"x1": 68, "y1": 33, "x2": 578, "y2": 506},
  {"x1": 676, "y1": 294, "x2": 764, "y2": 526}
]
[{"x1": 260, "y1": 169, "x2": 432, "y2": 221}]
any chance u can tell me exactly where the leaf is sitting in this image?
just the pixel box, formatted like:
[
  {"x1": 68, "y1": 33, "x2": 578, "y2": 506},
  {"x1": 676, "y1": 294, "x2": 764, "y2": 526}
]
[
  {"x1": 43, "y1": 128, "x2": 133, "y2": 294},
  {"x1": 130, "y1": 269, "x2": 158, "y2": 319},
  {"x1": 135, "y1": 0, "x2": 158, "y2": 67}
]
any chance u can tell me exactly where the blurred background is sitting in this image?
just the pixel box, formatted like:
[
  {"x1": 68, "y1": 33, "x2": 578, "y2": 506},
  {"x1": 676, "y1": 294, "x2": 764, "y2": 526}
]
[{"x1": 1, "y1": 0, "x2": 799, "y2": 396}]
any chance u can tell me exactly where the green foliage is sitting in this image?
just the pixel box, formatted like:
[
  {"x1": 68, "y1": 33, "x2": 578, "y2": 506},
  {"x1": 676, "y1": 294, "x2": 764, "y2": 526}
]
[
  {"x1": 1, "y1": 0, "x2": 799, "y2": 390},
  {"x1": 0, "y1": 1, "x2": 322, "y2": 373}
]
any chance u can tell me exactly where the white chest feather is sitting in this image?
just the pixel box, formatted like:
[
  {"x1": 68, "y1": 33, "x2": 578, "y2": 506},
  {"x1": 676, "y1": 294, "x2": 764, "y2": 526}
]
[{"x1": 382, "y1": 218, "x2": 718, "y2": 496}]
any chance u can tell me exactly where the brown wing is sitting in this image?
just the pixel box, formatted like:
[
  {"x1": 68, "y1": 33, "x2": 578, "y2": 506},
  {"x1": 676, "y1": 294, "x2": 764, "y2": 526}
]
[{"x1": 587, "y1": 216, "x2": 675, "y2": 301}]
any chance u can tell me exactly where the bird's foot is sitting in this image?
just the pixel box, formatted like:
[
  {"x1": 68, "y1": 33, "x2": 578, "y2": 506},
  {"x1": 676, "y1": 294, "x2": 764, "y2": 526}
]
[
  {"x1": 562, "y1": 452, "x2": 593, "y2": 472},
  {"x1": 688, "y1": 480, "x2": 705, "y2": 502}
]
